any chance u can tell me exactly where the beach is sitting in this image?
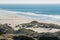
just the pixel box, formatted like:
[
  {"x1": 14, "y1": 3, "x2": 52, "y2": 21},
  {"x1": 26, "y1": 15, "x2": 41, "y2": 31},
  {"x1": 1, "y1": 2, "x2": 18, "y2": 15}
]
[
  {"x1": 0, "y1": 4, "x2": 60, "y2": 40},
  {"x1": 0, "y1": 14, "x2": 32, "y2": 30},
  {"x1": 0, "y1": 14, "x2": 60, "y2": 33}
]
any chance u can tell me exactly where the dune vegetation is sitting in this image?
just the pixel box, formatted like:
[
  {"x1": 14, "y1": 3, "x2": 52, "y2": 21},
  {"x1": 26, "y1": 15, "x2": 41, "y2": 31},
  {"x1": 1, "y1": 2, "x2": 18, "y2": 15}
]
[{"x1": 0, "y1": 21, "x2": 60, "y2": 40}]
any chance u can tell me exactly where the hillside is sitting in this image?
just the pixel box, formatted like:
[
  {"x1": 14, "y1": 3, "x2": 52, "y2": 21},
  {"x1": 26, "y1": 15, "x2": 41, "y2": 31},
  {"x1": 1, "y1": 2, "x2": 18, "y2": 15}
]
[{"x1": 16, "y1": 21, "x2": 60, "y2": 29}]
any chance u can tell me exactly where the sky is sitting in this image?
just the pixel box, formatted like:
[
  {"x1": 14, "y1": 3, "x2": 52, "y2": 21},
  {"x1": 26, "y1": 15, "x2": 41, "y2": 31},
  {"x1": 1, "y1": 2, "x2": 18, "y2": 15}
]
[{"x1": 0, "y1": 0, "x2": 60, "y2": 4}]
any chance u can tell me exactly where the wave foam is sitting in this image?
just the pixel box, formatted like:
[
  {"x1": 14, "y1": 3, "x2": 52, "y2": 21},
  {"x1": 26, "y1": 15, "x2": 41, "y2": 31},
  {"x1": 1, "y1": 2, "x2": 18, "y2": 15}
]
[{"x1": 0, "y1": 9, "x2": 60, "y2": 22}]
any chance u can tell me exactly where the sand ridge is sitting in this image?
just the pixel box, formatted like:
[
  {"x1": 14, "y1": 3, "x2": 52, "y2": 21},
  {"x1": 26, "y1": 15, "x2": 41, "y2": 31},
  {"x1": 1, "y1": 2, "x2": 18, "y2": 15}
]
[{"x1": 0, "y1": 14, "x2": 60, "y2": 32}]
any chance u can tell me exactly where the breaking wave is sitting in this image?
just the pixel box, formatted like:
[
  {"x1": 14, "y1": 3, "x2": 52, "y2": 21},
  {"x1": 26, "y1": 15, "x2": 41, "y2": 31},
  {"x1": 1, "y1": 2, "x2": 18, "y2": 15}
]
[{"x1": 0, "y1": 9, "x2": 60, "y2": 22}]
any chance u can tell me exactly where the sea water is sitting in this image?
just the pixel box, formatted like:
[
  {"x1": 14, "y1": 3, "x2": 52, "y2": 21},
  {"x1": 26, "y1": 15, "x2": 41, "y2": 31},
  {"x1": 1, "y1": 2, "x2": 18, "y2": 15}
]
[{"x1": 0, "y1": 4, "x2": 60, "y2": 22}]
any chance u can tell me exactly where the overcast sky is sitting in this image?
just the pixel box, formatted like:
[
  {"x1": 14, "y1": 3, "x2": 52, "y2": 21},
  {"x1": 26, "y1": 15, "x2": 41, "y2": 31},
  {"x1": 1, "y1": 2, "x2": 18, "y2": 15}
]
[{"x1": 0, "y1": 0, "x2": 60, "y2": 4}]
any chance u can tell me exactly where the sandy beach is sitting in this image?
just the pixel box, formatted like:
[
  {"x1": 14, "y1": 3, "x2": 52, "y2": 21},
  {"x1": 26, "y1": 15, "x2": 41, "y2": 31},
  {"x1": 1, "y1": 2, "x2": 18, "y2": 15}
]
[
  {"x1": 0, "y1": 14, "x2": 32, "y2": 30},
  {"x1": 0, "y1": 14, "x2": 60, "y2": 32}
]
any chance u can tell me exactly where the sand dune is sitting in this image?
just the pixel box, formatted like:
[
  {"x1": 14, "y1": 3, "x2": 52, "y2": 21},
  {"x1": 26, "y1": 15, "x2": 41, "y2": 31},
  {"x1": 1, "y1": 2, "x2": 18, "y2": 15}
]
[
  {"x1": 26, "y1": 28, "x2": 60, "y2": 33},
  {"x1": 0, "y1": 14, "x2": 32, "y2": 30},
  {"x1": 0, "y1": 14, "x2": 60, "y2": 32}
]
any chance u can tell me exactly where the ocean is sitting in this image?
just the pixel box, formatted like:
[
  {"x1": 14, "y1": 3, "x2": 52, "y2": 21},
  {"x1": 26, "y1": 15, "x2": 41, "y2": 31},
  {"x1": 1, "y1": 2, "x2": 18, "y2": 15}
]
[{"x1": 0, "y1": 4, "x2": 60, "y2": 22}]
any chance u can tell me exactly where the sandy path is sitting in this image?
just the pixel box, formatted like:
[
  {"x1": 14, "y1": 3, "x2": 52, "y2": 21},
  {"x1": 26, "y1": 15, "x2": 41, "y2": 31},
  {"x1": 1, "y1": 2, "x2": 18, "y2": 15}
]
[{"x1": 26, "y1": 28, "x2": 60, "y2": 33}]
